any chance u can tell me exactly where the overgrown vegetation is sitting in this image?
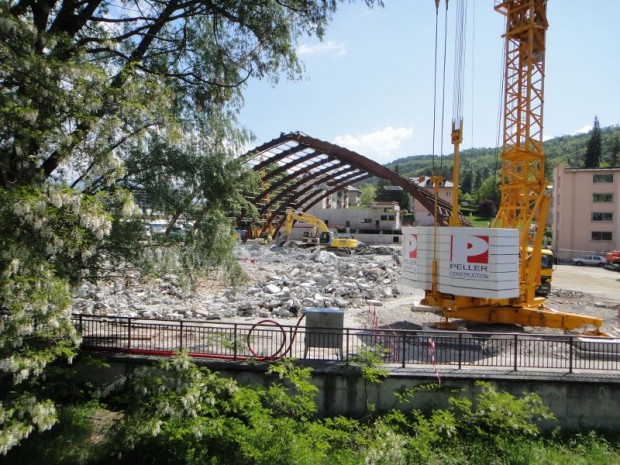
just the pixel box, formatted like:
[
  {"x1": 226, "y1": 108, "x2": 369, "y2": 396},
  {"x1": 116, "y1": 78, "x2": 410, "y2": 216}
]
[{"x1": 4, "y1": 356, "x2": 620, "y2": 465}]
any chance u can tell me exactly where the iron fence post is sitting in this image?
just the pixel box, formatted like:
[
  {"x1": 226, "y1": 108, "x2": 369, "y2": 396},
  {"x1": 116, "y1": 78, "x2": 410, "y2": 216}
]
[
  {"x1": 78, "y1": 314, "x2": 83, "y2": 334},
  {"x1": 401, "y1": 332, "x2": 406, "y2": 368},
  {"x1": 569, "y1": 336, "x2": 574, "y2": 373},
  {"x1": 127, "y1": 318, "x2": 132, "y2": 351},
  {"x1": 234, "y1": 324, "x2": 238, "y2": 361},
  {"x1": 179, "y1": 321, "x2": 184, "y2": 352},
  {"x1": 458, "y1": 332, "x2": 463, "y2": 369},
  {"x1": 345, "y1": 328, "x2": 350, "y2": 362},
  {"x1": 513, "y1": 334, "x2": 518, "y2": 371}
]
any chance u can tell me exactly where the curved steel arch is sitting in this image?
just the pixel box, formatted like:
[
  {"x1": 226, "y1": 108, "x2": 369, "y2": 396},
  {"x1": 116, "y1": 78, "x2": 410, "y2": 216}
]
[{"x1": 241, "y1": 131, "x2": 468, "y2": 234}]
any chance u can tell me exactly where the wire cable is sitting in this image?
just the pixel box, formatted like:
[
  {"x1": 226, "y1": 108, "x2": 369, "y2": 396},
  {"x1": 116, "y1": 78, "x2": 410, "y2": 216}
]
[
  {"x1": 439, "y1": 0, "x2": 449, "y2": 169},
  {"x1": 432, "y1": 0, "x2": 441, "y2": 170}
]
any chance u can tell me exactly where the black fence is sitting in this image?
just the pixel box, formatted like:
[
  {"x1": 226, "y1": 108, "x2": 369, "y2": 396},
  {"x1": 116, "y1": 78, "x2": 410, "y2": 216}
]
[{"x1": 72, "y1": 314, "x2": 620, "y2": 374}]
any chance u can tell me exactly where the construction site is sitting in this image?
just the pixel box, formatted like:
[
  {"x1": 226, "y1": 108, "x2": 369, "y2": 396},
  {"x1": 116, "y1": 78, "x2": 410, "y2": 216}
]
[{"x1": 75, "y1": 0, "x2": 620, "y2": 352}]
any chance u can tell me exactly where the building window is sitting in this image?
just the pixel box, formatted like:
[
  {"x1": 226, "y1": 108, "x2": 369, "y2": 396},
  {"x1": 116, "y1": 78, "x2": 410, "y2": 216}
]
[
  {"x1": 592, "y1": 231, "x2": 612, "y2": 241},
  {"x1": 388, "y1": 215, "x2": 395, "y2": 221},
  {"x1": 362, "y1": 218, "x2": 372, "y2": 224},
  {"x1": 380, "y1": 215, "x2": 388, "y2": 221},
  {"x1": 592, "y1": 212, "x2": 613, "y2": 222},
  {"x1": 593, "y1": 174, "x2": 614, "y2": 183},
  {"x1": 593, "y1": 193, "x2": 613, "y2": 203}
]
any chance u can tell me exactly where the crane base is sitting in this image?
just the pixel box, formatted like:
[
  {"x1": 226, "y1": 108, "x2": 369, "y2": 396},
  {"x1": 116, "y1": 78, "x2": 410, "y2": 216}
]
[{"x1": 441, "y1": 304, "x2": 606, "y2": 336}]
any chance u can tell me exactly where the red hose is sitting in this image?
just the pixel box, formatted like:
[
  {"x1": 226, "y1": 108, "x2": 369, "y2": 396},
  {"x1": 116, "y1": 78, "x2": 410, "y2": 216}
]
[{"x1": 246, "y1": 314, "x2": 306, "y2": 361}]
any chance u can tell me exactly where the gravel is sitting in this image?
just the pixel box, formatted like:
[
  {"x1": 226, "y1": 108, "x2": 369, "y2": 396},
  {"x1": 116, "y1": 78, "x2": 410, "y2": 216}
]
[{"x1": 72, "y1": 242, "x2": 620, "y2": 336}]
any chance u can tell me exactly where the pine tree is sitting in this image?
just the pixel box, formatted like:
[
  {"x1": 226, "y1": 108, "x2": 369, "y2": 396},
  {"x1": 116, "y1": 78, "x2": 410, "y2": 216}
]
[
  {"x1": 584, "y1": 116, "x2": 602, "y2": 168},
  {"x1": 461, "y1": 169, "x2": 474, "y2": 194}
]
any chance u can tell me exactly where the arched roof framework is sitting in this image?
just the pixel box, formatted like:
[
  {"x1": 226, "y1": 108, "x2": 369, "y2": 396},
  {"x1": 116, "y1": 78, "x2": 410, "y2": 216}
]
[{"x1": 241, "y1": 132, "x2": 469, "y2": 235}]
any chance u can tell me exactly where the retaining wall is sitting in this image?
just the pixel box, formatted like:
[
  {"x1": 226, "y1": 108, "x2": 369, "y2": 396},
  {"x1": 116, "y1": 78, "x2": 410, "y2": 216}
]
[{"x1": 79, "y1": 355, "x2": 620, "y2": 432}]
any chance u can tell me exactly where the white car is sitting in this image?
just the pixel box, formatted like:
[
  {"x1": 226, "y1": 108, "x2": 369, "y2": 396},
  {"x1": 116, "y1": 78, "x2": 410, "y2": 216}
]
[{"x1": 571, "y1": 255, "x2": 607, "y2": 267}]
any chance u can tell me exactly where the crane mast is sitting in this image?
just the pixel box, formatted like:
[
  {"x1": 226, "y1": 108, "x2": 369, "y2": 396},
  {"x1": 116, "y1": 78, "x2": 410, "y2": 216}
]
[{"x1": 493, "y1": 0, "x2": 549, "y2": 305}]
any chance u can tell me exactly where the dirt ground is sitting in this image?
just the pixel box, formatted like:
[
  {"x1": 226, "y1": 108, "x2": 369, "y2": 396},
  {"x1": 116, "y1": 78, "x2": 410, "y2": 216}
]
[{"x1": 349, "y1": 263, "x2": 620, "y2": 336}]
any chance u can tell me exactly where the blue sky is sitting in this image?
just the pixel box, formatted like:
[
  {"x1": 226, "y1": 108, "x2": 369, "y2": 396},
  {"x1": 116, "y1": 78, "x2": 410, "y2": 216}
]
[{"x1": 239, "y1": 1, "x2": 619, "y2": 165}]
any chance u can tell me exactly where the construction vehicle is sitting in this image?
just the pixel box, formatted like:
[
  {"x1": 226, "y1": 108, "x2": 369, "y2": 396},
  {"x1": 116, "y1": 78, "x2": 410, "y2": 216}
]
[
  {"x1": 403, "y1": 0, "x2": 604, "y2": 335},
  {"x1": 605, "y1": 251, "x2": 620, "y2": 271},
  {"x1": 537, "y1": 248, "x2": 554, "y2": 296},
  {"x1": 526, "y1": 246, "x2": 554, "y2": 296},
  {"x1": 280, "y1": 209, "x2": 362, "y2": 251}
]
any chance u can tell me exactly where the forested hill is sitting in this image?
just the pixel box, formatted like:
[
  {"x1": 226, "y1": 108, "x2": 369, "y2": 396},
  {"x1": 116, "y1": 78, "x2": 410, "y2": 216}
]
[{"x1": 382, "y1": 124, "x2": 620, "y2": 180}]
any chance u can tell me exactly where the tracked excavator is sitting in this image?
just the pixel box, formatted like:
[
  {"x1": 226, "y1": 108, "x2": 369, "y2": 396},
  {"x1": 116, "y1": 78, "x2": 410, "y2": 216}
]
[
  {"x1": 402, "y1": 0, "x2": 605, "y2": 335},
  {"x1": 279, "y1": 208, "x2": 362, "y2": 251}
]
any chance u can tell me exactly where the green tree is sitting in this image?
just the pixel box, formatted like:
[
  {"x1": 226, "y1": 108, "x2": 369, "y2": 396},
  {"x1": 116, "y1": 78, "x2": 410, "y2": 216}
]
[
  {"x1": 360, "y1": 184, "x2": 377, "y2": 207},
  {"x1": 584, "y1": 116, "x2": 602, "y2": 168},
  {"x1": 0, "y1": 0, "x2": 384, "y2": 453},
  {"x1": 474, "y1": 174, "x2": 500, "y2": 206},
  {"x1": 607, "y1": 135, "x2": 620, "y2": 167},
  {"x1": 461, "y1": 169, "x2": 474, "y2": 194}
]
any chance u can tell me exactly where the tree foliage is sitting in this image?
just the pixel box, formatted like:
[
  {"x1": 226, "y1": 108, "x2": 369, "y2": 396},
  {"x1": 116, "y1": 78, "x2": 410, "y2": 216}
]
[
  {"x1": 607, "y1": 135, "x2": 620, "y2": 168},
  {"x1": 364, "y1": 125, "x2": 620, "y2": 203},
  {"x1": 4, "y1": 356, "x2": 574, "y2": 465},
  {"x1": 584, "y1": 116, "x2": 602, "y2": 168},
  {"x1": 0, "y1": 0, "x2": 384, "y2": 453}
]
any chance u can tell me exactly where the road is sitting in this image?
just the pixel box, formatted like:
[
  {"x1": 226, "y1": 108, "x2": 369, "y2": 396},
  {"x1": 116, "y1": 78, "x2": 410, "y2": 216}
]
[{"x1": 553, "y1": 264, "x2": 620, "y2": 302}]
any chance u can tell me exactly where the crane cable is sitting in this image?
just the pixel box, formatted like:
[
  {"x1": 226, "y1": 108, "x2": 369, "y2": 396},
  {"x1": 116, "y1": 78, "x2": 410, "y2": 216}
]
[
  {"x1": 431, "y1": 0, "x2": 441, "y2": 168},
  {"x1": 452, "y1": 0, "x2": 467, "y2": 133},
  {"x1": 469, "y1": 0, "x2": 476, "y2": 159},
  {"x1": 438, "y1": 0, "x2": 450, "y2": 170},
  {"x1": 492, "y1": 19, "x2": 508, "y2": 216}
]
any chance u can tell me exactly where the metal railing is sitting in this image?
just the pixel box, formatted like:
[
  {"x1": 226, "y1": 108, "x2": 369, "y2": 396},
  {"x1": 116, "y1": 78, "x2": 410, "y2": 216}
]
[{"x1": 73, "y1": 314, "x2": 620, "y2": 374}]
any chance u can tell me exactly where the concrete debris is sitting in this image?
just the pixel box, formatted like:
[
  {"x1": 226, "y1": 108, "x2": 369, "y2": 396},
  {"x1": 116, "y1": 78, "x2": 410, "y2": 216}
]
[{"x1": 72, "y1": 243, "x2": 404, "y2": 321}]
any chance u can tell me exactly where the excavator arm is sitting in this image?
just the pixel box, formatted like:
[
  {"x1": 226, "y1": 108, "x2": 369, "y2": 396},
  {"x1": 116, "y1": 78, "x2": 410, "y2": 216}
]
[{"x1": 282, "y1": 209, "x2": 331, "y2": 238}]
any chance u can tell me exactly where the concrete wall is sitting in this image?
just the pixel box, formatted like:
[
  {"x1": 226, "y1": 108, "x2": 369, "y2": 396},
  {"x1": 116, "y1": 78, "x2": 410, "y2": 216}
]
[
  {"x1": 306, "y1": 203, "x2": 400, "y2": 231},
  {"x1": 83, "y1": 356, "x2": 620, "y2": 432}
]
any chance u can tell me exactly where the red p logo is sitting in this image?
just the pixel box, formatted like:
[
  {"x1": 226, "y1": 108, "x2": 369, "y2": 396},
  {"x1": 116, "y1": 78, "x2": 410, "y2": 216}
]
[
  {"x1": 451, "y1": 234, "x2": 489, "y2": 264},
  {"x1": 408, "y1": 233, "x2": 418, "y2": 258}
]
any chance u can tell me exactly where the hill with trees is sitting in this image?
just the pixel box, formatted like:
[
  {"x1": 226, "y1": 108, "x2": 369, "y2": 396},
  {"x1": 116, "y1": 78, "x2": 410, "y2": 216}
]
[{"x1": 357, "y1": 123, "x2": 620, "y2": 211}]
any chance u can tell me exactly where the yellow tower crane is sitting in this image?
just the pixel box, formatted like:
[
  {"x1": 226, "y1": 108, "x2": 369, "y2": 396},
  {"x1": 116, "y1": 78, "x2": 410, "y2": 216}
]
[{"x1": 419, "y1": 0, "x2": 605, "y2": 335}]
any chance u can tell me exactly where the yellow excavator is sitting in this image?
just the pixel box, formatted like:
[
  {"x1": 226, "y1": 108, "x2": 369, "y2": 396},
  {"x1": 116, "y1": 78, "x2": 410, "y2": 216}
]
[
  {"x1": 405, "y1": 0, "x2": 604, "y2": 335},
  {"x1": 280, "y1": 209, "x2": 362, "y2": 251}
]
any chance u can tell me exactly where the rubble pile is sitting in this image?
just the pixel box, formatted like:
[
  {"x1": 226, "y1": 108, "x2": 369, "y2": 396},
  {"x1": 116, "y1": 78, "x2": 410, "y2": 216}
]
[{"x1": 72, "y1": 244, "x2": 405, "y2": 321}]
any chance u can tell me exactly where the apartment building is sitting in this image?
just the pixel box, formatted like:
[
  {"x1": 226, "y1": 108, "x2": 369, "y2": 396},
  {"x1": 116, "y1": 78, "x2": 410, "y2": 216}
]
[
  {"x1": 408, "y1": 176, "x2": 454, "y2": 226},
  {"x1": 552, "y1": 162, "x2": 620, "y2": 260},
  {"x1": 312, "y1": 185, "x2": 362, "y2": 209}
]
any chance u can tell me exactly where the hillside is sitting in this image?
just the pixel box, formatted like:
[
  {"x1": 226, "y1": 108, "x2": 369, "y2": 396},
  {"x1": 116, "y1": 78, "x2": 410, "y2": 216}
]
[{"x1": 374, "y1": 125, "x2": 620, "y2": 181}]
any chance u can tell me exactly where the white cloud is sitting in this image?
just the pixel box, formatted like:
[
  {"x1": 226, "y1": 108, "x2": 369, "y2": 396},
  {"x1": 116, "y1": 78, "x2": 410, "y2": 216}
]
[
  {"x1": 297, "y1": 41, "x2": 347, "y2": 57},
  {"x1": 574, "y1": 124, "x2": 592, "y2": 135},
  {"x1": 334, "y1": 127, "x2": 413, "y2": 164}
]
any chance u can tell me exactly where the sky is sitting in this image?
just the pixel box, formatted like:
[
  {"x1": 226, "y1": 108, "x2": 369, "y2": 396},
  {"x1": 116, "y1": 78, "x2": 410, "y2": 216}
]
[{"x1": 238, "y1": 1, "x2": 620, "y2": 165}]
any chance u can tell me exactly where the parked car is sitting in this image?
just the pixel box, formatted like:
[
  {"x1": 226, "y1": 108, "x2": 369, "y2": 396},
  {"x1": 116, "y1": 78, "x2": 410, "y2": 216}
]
[
  {"x1": 604, "y1": 262, "x2": 620, "y2": 272},
  {"x1": 571, "y1": 255, "x2": 607, "y2": 267}
]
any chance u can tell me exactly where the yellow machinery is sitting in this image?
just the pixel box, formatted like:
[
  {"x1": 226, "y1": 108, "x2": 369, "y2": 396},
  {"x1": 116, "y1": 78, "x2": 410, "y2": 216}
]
[
  {"x1": 532, "y1": 247, "x2": 554, "y2": 297},
  {"x1": 281, "y1": 209, "x2": 362, "y2": 251},
  {"x1": 422, "y1": 0, "x2": 604, "y2": 334}
]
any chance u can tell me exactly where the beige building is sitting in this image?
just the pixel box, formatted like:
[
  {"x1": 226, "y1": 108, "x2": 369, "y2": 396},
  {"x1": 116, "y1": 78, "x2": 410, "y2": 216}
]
[
  {"x1": 314, "y1": 185, "x2": 361, "y2": 209},
  {"x1": 552, "y1": 162, "x2": 620, "y2": 260},
  {"x1": 408, "y1": 176, "x2": 454, "y2": 226}
]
